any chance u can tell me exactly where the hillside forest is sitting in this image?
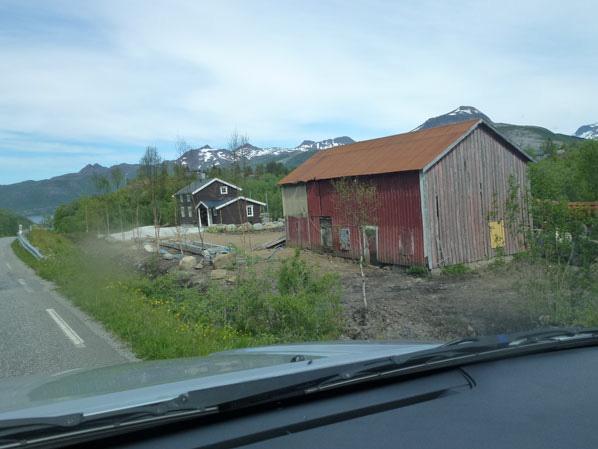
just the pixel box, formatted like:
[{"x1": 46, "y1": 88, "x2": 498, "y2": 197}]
[{"x1": 53, "y1": 147, "x2": 289, "y2": 234}]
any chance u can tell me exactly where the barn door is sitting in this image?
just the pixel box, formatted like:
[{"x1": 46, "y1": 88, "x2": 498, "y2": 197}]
[
  {"x1": 363, "y1": 226, "x2": 379, "y2": 265},
  {"x1": 320, "y1": 217, "x2": 332, "y2": 250}
]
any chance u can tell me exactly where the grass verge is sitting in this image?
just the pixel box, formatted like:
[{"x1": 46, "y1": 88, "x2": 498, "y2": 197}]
[{"x1": 13, "y1": 230, "x2": 342, "y2": 360}]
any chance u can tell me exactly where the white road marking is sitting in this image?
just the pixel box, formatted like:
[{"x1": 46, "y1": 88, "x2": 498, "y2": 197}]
[
  {"x1": 5, "y1": 262, "x2": 12, "y2": 270},
  {"x1": 17, "y1": 278, "x2": 33, "y2": 293},
  {"x1": 46, "y1": 309, "x2": 86, "y2": 348}
]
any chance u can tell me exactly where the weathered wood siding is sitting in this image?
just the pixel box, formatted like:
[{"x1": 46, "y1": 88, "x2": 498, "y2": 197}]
[
  {"x1": 281, "y1": 184, "x2": 308, "y2": 217},
  {"x1": 423, "y1": 127, "x2": 530, "y2": 268},
  {"x1": 218, "y1": 199, "x2": 261, "y2": 225},
  {"x1": 286, "y1": 173, "x2": 425, "y2": 266},
  {"x1": 192, "y1": 180, "x2": 238, "y2": 203}
]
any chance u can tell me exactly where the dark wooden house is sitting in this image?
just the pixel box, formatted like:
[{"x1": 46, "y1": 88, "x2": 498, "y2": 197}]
[
  {"x1": 174, "y1": 178, "x2": 265, "y2": 227},
  {"x1": 279, "y1": 120, "x2": 532, "y2": 269}
]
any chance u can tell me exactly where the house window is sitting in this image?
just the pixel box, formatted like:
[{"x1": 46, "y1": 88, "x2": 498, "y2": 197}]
[
  {"x1": 180, "y1": 206, "x2": 186, "y2": 218},
  {"x1": 187, "y1": 206, "x2": 192, "y2": 217},
  {"x1": 220, "y1": 186, "x2": 228, "y2": 195},
  {"x1": 187, "y1": 194, "x2": 191, "y2": 202},
  {"x1": 246, "y1": 205, "x2": 254, "y2": 217}
]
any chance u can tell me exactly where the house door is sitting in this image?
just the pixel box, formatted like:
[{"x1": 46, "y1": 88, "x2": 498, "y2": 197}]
[
  {"x1": 363, "y1": 226, "x2": 379, "y2": 265},
  {"x1": 320, "y1": 217, "x2": 332, "y2": 250},
  {"x1": 198, "y1": 205, "x2": 209, "y2": 227}
]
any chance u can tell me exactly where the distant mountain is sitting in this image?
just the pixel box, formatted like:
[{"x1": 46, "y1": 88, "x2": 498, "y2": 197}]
[
  {"x1": 414, "y1": 105, "x2": 582, "y2": 155},
  {"x1": 414, "y1": 106, "x2": 492, "y2": 131},
  {"x1": 296, "y1": 136, "x2": 354, "y2": 151},
  {"x1": 575, "y1": 123, "x2": 598, "y2": 140},
  {"x1": 0, "y1": 163, "x2": 138, "y2": 216},
  {"x1": 175, "y1": 136, "x2": 355, "y2": 172},
  {"x1": 1, "y1": 136, "x2": 354, "y2": 216}
]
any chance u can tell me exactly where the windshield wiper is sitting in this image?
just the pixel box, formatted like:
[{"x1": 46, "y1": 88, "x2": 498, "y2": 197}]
[
  {"x1": 306, "y1": 327, "x2": 598, "y2": 393},
  {"x1": 3, "y1": 328, "x2": 598, "y2": 448},
  {"x1": 0, "y1": 394, "x2": 218, "y2": 448}
]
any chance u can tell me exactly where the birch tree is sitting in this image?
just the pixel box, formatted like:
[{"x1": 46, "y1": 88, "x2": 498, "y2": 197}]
[
  {"x1": 332, "y1": 177, "x2": 378, "y2": 313},
  {"x1": 139, "y1": 146, "x2": 163, "y2": 254}
]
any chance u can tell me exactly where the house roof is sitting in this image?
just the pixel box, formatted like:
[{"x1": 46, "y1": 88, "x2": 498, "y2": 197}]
[
  {"x1": 195, "y1": 197, "x2": 267, "y2": 210},
  {"x1": 174, "y1": 177, "x2": 242, "y2": 195},
  {"x1": 215, "y1": 196, "x2": 267, "y2": 210},
  {"x1": 279, "y1": 120, "x2": 531, "y2": 185},
  {"x1": 198, "y1": 199, "x2": 228, "y2": 209}
]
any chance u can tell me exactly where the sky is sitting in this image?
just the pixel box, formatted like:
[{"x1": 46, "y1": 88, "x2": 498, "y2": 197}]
[{"x1": 1, "y1": 0, "x2": 596, "y2": 184}]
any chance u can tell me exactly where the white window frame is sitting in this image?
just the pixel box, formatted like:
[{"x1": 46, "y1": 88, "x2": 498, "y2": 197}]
[
  {"x1": 246, "y1": 205, "x2": 254, "y2": 217},
  {"x1": 220, "y1": 185, "x2": 228, "y2": 195},
  {"x1": 180, "y1": 206, "x2": 186, "y2": 218},
  {"x1": 187, "y1": 206, "x2": 192, "y2": 217},
  {"x1": 187, "y1": 194, "x2": 191, "y2": 202}
]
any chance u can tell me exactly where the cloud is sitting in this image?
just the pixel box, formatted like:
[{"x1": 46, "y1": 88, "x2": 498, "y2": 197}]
[{"x1": 0, "y1": 0, "x2": 596, "y2": 182}]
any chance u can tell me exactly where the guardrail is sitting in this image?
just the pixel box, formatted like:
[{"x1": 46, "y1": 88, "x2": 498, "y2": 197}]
[{"x1": 17, "y1": 231, "x2": 45, "y2": 260}]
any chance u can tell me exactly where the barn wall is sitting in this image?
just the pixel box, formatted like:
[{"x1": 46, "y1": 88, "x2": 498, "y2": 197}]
[
  {"x1": 286, "y1": 172, "x2": 425, "y2": 266},
  {"x1": 281, "y1": 184, "x2": 308, "y2": 217},
  {"x1": 424, "y1": 126, "x2": 530, "y2": 268}
]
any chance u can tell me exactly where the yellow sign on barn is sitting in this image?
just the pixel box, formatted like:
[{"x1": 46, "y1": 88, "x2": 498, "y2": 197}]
[{"x1": 489, "y1": 221, "x2": 505, "y2": 248}]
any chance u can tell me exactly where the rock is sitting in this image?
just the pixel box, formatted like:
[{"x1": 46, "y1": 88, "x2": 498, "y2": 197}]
[
  {"x1": 192, "y1": 276, "x2": 208, "y2": 290},
  {"x1": 253, "y1": 222, "x2": 264, "y2": 231},
  {"x1": 238, "y1": 222, "x2": 252, "y2": 232},
  {"x1": 213, "y1": 253, "x2": 236, "y2": 270},
  {"x1": 162, "y1": 252, "x2": 174, "y2": 260},
  {"x1": 225, "y1": 224, "x2": 237, "y2": 232},
  {"x1": 143, "y1": 243, "x2": 155, "y2": 253},
  {"x1": 226, "y1": 274, "x2": 237, "y2": 283},
  {"x1": 179, "y1": 255, "x2": 197, "y2": 270},
  {"x1": 210, "y1": 269, "x2": 228, "y2": 280},
  {"x1": 194, "y1": 261, "x2": 204, "y2": 270}
]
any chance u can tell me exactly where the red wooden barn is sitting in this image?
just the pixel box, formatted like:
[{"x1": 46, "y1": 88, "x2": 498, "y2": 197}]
[{"x1": 279, "y1": 119, "x2": 532, "y2": 269}]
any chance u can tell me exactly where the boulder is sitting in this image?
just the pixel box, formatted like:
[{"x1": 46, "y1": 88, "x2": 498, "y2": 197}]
[
  {"x1": 143, "y1": 243, "x2": 155, "y2": 253},
  {"x1": 210, "y1": 269, "x2": 228, "y2": 280},
  {"x1": 238, "y1": 222, "x2": 253, "y2": 232},
  {"x1": 191, "y1": 276, "x2": 208, "y2": 290},
  {"x1": 194, "y1": 261, "x2": 204, "y2": 270},
  {"x1": 225, "y1": 224, "x2": 237, "y2": 232},
  {"x1": 226, "y1": 274, "x2": 237, "y2": 284},
  {"x1": 162, "y1": 252, "x2": 174, "y2": 260},
  {"x1": 179, "y1": 255, "x2": 197, "y2": 270},
  {"x1": 213, "y1": 253, "x2": 236, "y2": 270},
  {"x1": 253, "y1": 222, "x2": 264, "y2": 231}
]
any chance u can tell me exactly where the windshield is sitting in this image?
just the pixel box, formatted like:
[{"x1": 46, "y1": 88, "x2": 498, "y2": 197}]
[{"x1": 0, "y1": 0, "x2": 596, "y2": 434}]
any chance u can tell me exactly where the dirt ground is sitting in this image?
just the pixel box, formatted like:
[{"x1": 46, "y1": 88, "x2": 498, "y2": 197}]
[{"x1": 133, "y1": 230, "x2": 534, "y2": 343}]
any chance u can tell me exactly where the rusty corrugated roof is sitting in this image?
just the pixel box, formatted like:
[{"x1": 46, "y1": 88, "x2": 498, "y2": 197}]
[{"x1": 279, "y1": 119, "x2": 481, "y2": 185}]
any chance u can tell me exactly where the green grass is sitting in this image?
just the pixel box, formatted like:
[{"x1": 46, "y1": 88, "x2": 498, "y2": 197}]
[
  {"x1": 441, "y1": 263, "x2": 472, "y2": 277},
  {"x1": 406, "y1": 265, "x2": 429, "y2": 277},
  {"x1": 13, "y1": 230, "x2": 342, "y2": 360}
]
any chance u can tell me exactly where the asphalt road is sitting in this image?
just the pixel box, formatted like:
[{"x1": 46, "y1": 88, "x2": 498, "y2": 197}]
[{"x1": 0, "y1": 237, "x2": 136, "y2": 379}]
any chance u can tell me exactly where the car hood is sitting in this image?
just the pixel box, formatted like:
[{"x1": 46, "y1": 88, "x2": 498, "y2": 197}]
[{"x1": 0, "y1": 341, "x2": 438, "y2": 420}]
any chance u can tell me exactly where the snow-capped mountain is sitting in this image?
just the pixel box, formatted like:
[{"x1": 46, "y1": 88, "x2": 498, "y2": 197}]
[
  {"x1": 574, "y1": 123, "x2": 598, "y2": 140},
  {"x1": 414, "y1": 106, "x2": 493, "y2": 131},
  {"x1": 296, "y1": 136, "x2": 354, "y2": 151},
  {"x1": 176, "y1": 136, "x2": 355, "y2": 171}
]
